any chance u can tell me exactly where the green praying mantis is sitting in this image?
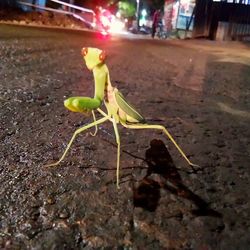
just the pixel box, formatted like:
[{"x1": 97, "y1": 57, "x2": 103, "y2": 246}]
[{"x1": 46, "y1": 47, "x2": 199, "y2": 189}]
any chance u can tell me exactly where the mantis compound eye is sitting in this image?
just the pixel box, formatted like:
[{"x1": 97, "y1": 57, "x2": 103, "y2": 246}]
[
  {"x1": 99, "y1": 51, "x2": 106, "y2": 62},
  {"x1": 81, "y1": 47, "x2": 88, "y2": 57}
]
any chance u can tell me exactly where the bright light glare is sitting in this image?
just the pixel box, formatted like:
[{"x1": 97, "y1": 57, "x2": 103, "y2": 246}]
[
  {"x1": 100, "y1": 15, "x2": 110, "y2": 27},
  {"x1": 116, "y1": 11, "x2": 121, "y2": 18},
  {"x1": 101, "y1": 30, "x2": 108, "y2": 36},
  {"x1": 109, "y1": 18, "x2": 125, "y2": 33},
  {"x1": 141, "y1": 9, "x2": 147, "y2": 17}
]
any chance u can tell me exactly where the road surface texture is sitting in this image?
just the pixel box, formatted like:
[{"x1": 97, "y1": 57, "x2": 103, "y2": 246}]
[{"x1": 0, "y1": 24, "x2": 250, "y2": 249}]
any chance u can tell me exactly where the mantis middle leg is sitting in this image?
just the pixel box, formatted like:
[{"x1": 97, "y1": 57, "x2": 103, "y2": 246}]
[
  {"x1": 121, "y1": 122, "x2": 199, "y2": 168},
  {"x1": 45, "y1": 116, "x2": 109, "y2": 167},
  {"x1": 90, "y1": 110, "x2": 98, "y2": 136},
  {"x1": 97, "y1": 108, "x2": 122, "y2": 188},
  {"x1": 111, "y1": 118, "x2": 121, "y2": 189}
]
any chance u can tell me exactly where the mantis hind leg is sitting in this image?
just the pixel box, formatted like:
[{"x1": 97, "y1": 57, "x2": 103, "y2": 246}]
[
  {"x1": 45, "y1": 116, "x2": 109, "y2": 168},
  {"x1": 121, "y1": 122, "x2": 199, "y2": 168}
]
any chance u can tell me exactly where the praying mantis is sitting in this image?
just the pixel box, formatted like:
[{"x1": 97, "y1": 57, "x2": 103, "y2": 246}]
[{"x1": 46, "y1": 47, "x2": 199, "y2": 188}]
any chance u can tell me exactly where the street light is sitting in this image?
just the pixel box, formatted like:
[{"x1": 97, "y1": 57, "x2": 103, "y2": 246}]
[
  {"x1": 140, "y1": 9, "x2": 147, "y2": 26},
  {"x1": 136, "y1": 0, "x2": 140, "y2": 30}
]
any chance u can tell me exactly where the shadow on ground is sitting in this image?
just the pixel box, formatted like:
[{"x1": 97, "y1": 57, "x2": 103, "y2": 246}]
[{"x1": 133, "y1": 139, "x2": 222, "y2": 218}]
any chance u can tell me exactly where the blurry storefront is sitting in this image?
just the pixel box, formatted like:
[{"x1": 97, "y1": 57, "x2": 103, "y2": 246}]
[
  {"x1": 163, "y1": 0, "x2": 195, "y2": 37},
  {"x1": 163, "y1": 0, "x2": 250, "y2": 40}
]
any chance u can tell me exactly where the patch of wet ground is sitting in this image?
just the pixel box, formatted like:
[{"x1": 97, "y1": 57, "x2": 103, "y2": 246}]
[{"x1": 0, "y1": 24, "x2": 250, "y2": 249}]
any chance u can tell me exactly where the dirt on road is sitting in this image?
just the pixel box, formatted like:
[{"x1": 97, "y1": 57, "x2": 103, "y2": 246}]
[{"x1": 0, "y1": 24, "x2": 250, "y2": 249}]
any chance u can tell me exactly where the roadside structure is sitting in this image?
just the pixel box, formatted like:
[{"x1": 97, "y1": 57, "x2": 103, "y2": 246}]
[
  {"x1": 7, "y1": 0, "x2": 250, "y2": 41},
  {"x1": 163, "y1": 0, "x2": 250, "y2": 40},
  {"x1": 193, "y1": 0, "x2": 250, "y2": 40}
]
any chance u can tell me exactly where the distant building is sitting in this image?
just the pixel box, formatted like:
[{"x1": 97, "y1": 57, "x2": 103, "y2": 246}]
[
  {"x1": 193, "y1": 0, "x2": 250, "y2": 40},
  {"x1": 163, "y1": 0, "x2": 250, "y2": 40}
]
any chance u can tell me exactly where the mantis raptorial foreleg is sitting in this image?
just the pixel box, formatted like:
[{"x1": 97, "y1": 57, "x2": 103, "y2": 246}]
[
  {"x1": 121, "y1": 122, "x2": 200, "y2": 168},
  {"x1": 45, "y1": 116, "x2": 109, "y2": 168}
]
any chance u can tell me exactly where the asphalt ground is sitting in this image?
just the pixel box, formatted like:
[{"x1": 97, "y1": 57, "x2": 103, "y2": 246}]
[{"x1": 0, "y1": 24, "x2": 250, "y2": 249}]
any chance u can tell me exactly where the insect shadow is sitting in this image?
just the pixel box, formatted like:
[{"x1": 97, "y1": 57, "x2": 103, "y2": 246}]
[{"x1": 133, "y1": 139, "x2": 222, "y2": 217}]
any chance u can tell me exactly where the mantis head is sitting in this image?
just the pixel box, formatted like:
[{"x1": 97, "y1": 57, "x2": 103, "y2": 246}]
[{"x1": 81, "y1": 47, "x2": 106, "y2": 70}]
